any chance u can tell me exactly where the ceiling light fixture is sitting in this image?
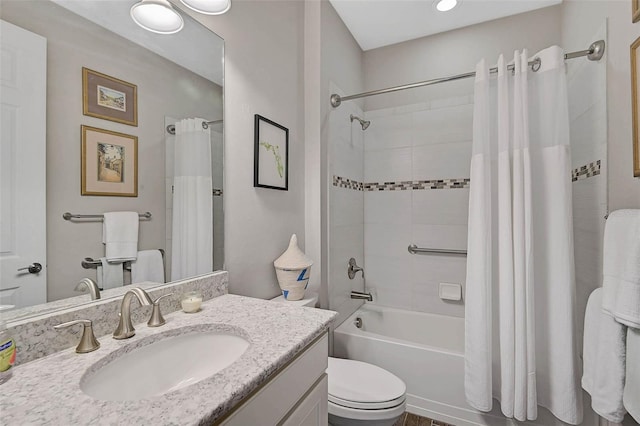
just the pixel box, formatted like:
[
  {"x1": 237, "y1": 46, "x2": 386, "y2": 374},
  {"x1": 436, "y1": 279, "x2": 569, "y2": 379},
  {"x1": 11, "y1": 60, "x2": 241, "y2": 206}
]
[
  {"x1": 130, "y1": 0, "x2": 184, "y2": 35},
  {"x1": 179, "y1": 0, "x2": 231, "y2": 15},
  {"x1": 435, "y1": 0, "x2": 458, "y2": 12}
]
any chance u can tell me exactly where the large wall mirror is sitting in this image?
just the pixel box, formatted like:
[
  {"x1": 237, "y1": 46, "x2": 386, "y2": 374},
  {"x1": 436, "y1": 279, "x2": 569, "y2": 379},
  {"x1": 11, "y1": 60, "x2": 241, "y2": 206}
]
[{"x1": 0, "y1": 0, "x2": 224, "y2": 320}]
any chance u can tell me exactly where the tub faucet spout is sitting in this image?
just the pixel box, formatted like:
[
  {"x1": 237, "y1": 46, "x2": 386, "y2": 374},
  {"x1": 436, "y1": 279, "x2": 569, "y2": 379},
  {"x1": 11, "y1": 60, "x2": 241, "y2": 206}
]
[{"x1": 350, "y1": 291, "x2": 373, "y2": 302}]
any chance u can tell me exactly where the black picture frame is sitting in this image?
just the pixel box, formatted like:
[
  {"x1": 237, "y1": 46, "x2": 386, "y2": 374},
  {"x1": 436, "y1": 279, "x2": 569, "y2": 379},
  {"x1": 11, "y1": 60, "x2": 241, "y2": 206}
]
[{"x1": 254, "y1": 114, "x2": 289, "y2": 190}]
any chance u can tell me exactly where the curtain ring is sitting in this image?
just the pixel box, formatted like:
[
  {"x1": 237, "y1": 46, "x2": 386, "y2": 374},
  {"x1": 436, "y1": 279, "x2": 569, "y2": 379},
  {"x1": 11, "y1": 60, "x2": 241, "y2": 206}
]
[{"x1": 531, "y1": 57, "x2": 541, "y2": 72}]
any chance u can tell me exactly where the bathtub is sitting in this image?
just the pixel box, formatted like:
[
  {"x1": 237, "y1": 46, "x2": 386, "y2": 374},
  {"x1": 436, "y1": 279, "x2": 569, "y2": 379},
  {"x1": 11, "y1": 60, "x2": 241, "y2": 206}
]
[{"x1": 333, "y1": 305, "x2": 576, "y2": 426}]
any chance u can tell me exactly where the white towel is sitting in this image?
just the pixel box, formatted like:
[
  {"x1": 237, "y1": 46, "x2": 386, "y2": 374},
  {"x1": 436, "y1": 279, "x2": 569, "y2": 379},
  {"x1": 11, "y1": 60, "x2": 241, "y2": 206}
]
[
  {"x1": 602, "y1": 209, "x2": 640, "y2": 328},
  {"x1": 624, "y1": 327, "x2": 640, "y2": 422},
  {"x1": 97, "y1": 257, "x2": 124, "y2": 290},
  {"x1": 130, "y1": 250, "x2": 165, "y2": 284},
  {"x1": 102, "y1": 212, "x2": 139, "y2": 262},
  {"x1": 582, "y1": 288, "x2": 627, "y2": 423}
]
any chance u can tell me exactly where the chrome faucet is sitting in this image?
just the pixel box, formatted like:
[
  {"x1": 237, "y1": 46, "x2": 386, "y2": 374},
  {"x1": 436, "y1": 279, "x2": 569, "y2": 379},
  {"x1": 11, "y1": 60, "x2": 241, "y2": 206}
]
[
  {"x1": 113, "y1": 287, "x2": 153, "y2": 340},
  {"x1": 74, "y1": 278, "x2": 101, "y2": 300},
  {"x1": 350, "y1": 291, "x2": 373, "y2": 301},
  {"x1": 347, "y1": 258, "x2": 364, "y2": 279}
]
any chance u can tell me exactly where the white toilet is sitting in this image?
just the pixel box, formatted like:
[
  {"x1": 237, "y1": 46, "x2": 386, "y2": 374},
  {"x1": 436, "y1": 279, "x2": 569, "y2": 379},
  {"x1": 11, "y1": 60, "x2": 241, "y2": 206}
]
[{"x1": 271, "y1": 292, "x2": 407, "y2": 426}]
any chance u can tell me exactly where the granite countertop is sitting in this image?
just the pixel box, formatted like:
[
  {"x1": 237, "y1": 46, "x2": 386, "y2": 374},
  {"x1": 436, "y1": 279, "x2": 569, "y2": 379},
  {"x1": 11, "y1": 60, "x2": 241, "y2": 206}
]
[{"x1": 0, "y1": 294, "x2": 337, "y2": 425}]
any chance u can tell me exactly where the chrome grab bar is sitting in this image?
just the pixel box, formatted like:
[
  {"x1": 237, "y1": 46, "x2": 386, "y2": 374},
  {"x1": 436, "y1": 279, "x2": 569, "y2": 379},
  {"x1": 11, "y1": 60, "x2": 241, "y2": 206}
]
[{"x1": 408, "y1": 244, "x2": 467, "y2": 256}]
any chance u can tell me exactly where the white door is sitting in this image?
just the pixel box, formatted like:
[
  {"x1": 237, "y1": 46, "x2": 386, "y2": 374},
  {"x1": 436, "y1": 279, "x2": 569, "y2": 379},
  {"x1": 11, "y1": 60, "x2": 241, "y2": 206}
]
[{"x1": 0, "y1": 20, "x2": 47, "y2": 310}]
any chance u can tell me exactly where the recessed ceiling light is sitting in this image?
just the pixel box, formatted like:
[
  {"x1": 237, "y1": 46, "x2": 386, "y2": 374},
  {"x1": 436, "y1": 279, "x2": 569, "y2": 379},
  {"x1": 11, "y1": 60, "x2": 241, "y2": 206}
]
[
  {"x1": 435, "y1": 0, "x2": 459, "y2": 12},
  {"x1": 179, "y1": 0, "x2": 231, "y2": 15},
  {"x1": 130, "y1": 0, "x2": 184, "y2": 34}
]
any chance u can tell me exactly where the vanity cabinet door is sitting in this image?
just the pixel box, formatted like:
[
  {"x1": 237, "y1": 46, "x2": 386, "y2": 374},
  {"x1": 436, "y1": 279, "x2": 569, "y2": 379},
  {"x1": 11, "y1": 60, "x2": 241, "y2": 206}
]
[
  {"x1": 280, "y1": 374, "x2": 328, "y2": 426},
  {"x1": 218, "y1": 333, "x2": 328, "y2": 426}
]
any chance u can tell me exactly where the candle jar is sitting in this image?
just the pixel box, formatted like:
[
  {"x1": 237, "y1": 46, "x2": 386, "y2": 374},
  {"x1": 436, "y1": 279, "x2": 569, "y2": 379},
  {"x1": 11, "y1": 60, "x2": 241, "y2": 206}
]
[{"x1": 181, "y1": 291, "x2": 202, "y2": 313}]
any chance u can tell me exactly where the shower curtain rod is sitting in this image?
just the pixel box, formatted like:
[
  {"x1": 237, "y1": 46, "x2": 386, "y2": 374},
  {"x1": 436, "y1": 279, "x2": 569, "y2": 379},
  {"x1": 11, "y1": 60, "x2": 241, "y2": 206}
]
[
  {"x1": 330, "y1": 40, "x2": 605, "y2": 108},
  {"x1": 166, "y1": 119, "x2": 223, "y2": 135}
]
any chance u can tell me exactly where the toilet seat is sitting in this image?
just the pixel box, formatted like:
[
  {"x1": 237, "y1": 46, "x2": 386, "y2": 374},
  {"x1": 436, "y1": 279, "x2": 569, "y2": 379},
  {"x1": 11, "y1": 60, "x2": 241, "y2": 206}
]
[
  {"x1": 329, "y1": 393, "x2": 405, "y2": 410},
  {"x1": 327, "y1": 357, "x2": 406, "y2": 411}
]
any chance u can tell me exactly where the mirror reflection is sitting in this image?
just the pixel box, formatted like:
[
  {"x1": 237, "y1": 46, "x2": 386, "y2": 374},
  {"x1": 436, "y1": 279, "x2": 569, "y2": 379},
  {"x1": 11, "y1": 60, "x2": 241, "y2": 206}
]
[{"x1": 0, "y1": 0, "x2": 224, "y2": 319}]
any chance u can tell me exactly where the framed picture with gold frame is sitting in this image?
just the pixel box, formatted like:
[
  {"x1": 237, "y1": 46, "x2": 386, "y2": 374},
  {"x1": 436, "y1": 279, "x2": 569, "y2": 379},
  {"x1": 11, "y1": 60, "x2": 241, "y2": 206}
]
[
  {"x1": 81, "y1": 125, "x2": 138, "y2": 196},
  {"x1": 82, "y1": 67, "x2": 138, "y2": 126},
  {"x1": 634, "y1": 0, "x2": 640, "y2": 23},
  {"x1": 633, "y1": 37, "x2": 640, "y2": 177}
]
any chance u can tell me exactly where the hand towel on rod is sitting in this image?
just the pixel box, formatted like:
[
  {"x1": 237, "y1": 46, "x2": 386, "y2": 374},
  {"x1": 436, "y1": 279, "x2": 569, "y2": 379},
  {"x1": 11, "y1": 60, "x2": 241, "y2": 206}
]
[
  {"x1": 102, "y1": 211, "x2": 139, "y2": 262},
  {"x1": 97, "y1": 257, "x2": 124, "y2": 290},
  {"x1": 130, "y1": 250, "x2": 165, "y2": 284}
]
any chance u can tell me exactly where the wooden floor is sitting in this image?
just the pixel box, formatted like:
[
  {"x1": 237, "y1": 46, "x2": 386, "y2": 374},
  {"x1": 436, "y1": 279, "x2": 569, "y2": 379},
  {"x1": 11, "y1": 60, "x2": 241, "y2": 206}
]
[{"x1": 393, "y1": 412, "x2": 456, "y2": 426}]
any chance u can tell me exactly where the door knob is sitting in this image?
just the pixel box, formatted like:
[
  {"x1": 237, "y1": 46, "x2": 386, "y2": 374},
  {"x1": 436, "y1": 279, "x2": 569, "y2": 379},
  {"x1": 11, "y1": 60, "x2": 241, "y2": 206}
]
[{"x1": 17, "y1": 263, "x2": 42, "y2": 274}]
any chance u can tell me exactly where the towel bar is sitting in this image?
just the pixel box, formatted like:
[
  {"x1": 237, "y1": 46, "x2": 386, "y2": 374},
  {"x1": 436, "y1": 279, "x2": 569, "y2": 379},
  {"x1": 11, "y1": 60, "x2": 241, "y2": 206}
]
[
  {"x1": 81, "y1": 249, "x2": 165, "y2": 270},
  {"x1": 63, "y1": 212, "x2": 152, "y2": 221}
]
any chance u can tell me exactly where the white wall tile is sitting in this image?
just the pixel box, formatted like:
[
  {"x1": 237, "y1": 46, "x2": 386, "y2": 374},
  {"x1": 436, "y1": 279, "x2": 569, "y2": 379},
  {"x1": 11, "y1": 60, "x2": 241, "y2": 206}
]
[
  {"x1": 430, "y1": 95, "x2": 472, "y2": 110},
  {"x1": 364, "y1": 147, "x2": 412, "y2": 182},
  {"x1": 411, "y1": 283, "x2": 465, "y2": 317},
  {"x1": 369, "y1": 287, "x2": 413, "y2": 310},
  {"x1": 365, "y1": 223, "x2": 413, "y2": 259},
  {"x1": 329, "y1": 223, "x2": 365, "y2": 308},
  {"x1": 411, "y1": 189, "x2": 469, "y2": 225},
  {"x1": 412, "y1": 104, "x2": 473, "y2": 147},
  {"x1": 364, "y1": 113, "x2": 412, "y2": 151},
  {"x1": 412, "y1": 142, "x2": 472, "y2": 180},
  {"x1": 411, "y1": 224, "x2": 468, "y2": 251},
  {"x1": 364, "y1": 190, "x2": 412, "y2": 225},
  {"x1": 411, "y1": 254, "x2": 466, "y2": 317},
  {"x1": 364, "y1": 254, "x2": 412, "y2": 290},
  {"x1": 331, "y1": 187, "x2": 364, "y2": 227}
]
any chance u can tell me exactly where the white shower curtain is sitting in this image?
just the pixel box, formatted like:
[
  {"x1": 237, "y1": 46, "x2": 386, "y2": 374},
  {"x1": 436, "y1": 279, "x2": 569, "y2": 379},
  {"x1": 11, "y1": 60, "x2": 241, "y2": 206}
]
[
  {"x1": 465, "y1": 47, "x2": 582, "y2": 424},
  {"x1": 171, "y1": 118, "x2": 213, "y2": 281}
]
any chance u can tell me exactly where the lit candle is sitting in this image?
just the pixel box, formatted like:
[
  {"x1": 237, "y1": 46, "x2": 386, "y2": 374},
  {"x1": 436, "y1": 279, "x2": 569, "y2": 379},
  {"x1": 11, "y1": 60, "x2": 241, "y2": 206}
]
[{"x1": 181, "y1": 292, "x2": 202, "y2": 313}]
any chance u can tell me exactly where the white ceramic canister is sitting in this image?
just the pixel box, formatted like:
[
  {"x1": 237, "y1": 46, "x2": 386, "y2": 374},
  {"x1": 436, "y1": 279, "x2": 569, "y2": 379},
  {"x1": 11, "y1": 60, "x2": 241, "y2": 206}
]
[{"x1": 273, "y1": 234, "x2": 313, "y2": 301}]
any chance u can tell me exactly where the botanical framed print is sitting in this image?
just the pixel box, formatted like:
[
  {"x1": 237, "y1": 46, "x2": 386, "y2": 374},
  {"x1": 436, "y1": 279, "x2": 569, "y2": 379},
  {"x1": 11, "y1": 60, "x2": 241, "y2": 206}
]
[
  {"x1": 633, "y1": 37, "x2": 640, "y2": 177},
  {"x1": 634, "y1": 0, "x2": 640, "y2": 23},
  {"x1": 254, "y1": 114, "x2": 289, "y2": 190},
  {"x1": 81, "y1": 125, "x2": 138, "y2": 196},
  {"x1": 82, "y1": 68, "x2": 138, "y2": 126}
]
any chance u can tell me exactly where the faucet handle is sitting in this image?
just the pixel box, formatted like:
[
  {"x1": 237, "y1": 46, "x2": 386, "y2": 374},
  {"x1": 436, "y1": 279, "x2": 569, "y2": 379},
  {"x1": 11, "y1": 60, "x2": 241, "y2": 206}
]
[
  {"x1": 147, "y1": 293, "x2": 173, "y2": 327},
  {"x1": 54, "y1": 319, "x2": 100, "y2": 353}
]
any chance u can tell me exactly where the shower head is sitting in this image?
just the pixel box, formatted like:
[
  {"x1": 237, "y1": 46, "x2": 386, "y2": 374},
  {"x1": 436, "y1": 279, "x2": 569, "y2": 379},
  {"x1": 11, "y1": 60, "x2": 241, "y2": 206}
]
[{"x1": 350, "y1": 114, "x2": 371, "y2": 131}]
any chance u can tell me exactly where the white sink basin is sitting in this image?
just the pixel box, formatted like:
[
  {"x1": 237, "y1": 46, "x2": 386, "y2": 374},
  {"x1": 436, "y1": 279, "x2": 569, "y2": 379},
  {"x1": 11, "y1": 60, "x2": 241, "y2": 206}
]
[{"x1": 81, "y1": 330, "x2": 250, "y2": 401}]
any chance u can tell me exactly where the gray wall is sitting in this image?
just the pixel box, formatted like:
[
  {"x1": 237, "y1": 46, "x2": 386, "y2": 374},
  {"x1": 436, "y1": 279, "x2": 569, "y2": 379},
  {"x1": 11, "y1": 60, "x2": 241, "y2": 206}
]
[
  {"x1": 174, "y1": 1, "x2": 307, "y2": 299},
  {"x1": 1, "y1": 1, "x2": 221, "y2": 301},
  {"x1": 363, "y1": 5, "x2": 563, "y2": 111}
]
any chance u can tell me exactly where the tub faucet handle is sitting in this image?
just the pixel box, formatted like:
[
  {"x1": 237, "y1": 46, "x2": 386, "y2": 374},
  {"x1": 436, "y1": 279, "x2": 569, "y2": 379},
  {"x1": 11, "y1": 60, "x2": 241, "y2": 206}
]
[{"x1": 348, "y1": 258, "x2": 364, "y2": 279}]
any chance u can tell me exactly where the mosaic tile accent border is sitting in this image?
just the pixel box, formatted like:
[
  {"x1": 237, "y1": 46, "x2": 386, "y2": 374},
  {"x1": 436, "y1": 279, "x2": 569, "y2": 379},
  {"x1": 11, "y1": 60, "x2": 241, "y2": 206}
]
[
  {"x1": 572, "y1": 160, "x2": 601, "y2": 182},
  {"x1": 333, "y1": 175, "x2": 470, "y2": 192},
  {"x1": 333, "y1": 175, "x2": 363, "y2": 191},
  {"x1": 213, "y1": 188, "x2": 223, "y2": 196}
]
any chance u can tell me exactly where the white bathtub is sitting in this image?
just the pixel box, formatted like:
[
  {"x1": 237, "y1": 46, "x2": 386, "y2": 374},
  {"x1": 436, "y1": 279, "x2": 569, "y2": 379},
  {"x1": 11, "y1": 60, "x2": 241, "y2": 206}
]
[{"x1": 333, "y1": 305, "x2": 578, "y2": 426}]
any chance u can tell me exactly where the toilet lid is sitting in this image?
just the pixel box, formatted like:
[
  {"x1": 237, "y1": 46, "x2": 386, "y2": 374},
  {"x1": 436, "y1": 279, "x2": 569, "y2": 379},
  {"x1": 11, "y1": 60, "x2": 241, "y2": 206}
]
[{"x1": 327, "y1": 357, "x2": 406, "y2": 409}]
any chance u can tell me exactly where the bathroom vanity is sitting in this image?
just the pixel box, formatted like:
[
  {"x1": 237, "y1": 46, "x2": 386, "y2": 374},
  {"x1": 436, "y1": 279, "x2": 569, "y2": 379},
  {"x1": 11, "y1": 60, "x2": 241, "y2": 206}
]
[{"x1": 0, "y1": 291, "x2": 336, "y2": 425}]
